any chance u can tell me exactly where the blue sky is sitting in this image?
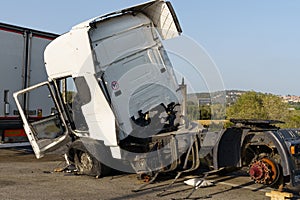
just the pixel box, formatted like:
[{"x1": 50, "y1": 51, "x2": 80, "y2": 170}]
[{"x1": 1, "y1": 0, "x2": 299, "y2": 95}]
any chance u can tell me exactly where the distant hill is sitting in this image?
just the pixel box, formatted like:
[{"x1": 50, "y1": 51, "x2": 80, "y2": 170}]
[
  {"x1": 187, "y1": 90, "x2": 247, "y2": 105},
  {"x1": 187, "y1": 90, "x2": 300, "y2": 106}
]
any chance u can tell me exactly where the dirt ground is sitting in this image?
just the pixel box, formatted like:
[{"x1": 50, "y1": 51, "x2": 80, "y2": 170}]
[{"x1": 0, "y1": 147, "x2": 296, "y2": 200}]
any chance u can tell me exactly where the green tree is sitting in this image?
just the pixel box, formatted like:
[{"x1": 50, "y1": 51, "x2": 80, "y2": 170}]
[
  {"x1": 199, "y1": 105, "x2": 211, "y2": 120},
  {"x1": 227, "y1": 91, "x2": 267, "y2": 119},
  {"x1": 210, "y1": 103, "x2": 226, "y2": 120},
  {"x1": 227, "y1": 91, "x2": 294, "y2": 127},
  {"x1": 187, "y1": 103, "x2": 226, "y2": 121},
  {"x1": 66, "y1": 91, "x2": 77, "y2": 104},
  {"x1": 187, "y1": 104, "x2": 199, "y2": 120},
  {"x1": 262, "y1": 93, "x2": 289, "y2": 122},
  {"x1": 287, "y1": 114, "x2": 300, "y2": 128}
]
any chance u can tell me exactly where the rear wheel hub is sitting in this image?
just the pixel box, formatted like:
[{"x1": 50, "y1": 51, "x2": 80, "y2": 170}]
[{"x1": 248, "y1": 157, "x2": 278, "y2": 185}]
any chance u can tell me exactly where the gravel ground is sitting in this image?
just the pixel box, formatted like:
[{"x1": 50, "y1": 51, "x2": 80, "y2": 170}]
[{"x1": 0, "y1": 147, "x2": 293, "y2": 200}]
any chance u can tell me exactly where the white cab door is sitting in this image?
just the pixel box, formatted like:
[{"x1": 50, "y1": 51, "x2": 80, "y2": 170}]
[{"x1": 13, "y1": 81, "x2": 69, "y2": 158}]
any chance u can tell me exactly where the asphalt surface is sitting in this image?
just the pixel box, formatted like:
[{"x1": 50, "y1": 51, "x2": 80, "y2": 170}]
[{"x1": 0, "y1": 147, "x2": 296, "y2": 200}]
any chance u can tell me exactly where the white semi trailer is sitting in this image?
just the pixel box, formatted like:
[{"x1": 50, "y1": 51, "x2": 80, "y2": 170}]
[{"x1": 0, "y1": 22, "x2": 58, "y2": 146}]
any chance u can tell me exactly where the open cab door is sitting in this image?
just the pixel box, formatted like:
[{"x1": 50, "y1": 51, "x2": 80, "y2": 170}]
[{"x1": 13, "y1": 81, "x2": 70, "y2": 158}]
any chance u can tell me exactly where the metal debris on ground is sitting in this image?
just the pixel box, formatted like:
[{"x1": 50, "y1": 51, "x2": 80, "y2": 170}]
[
  {"x1": 132, "y1": 172, "x2": 160, "y2": 192},
  {"x1": 54, "y1": 164, "x2": 77, "y2": 173},
  {"x1": 184, "y1": 178, "x2": 214, "y2": 189}
]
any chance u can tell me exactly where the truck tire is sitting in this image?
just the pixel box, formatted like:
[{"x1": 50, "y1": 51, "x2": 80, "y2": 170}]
[{"x1": 68, "y1": 140, "x2": 111, "y2": 177}]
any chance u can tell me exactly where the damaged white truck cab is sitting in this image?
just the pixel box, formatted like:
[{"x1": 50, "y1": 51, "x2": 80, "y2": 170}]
[{"x1": 14, "y1": 0, "x2": 200, "y2": 177}]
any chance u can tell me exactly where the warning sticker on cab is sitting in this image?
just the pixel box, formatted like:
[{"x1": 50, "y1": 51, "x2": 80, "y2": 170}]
[{"x1": 111, "y1": 81, "x2": 119, "y2": 90}]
